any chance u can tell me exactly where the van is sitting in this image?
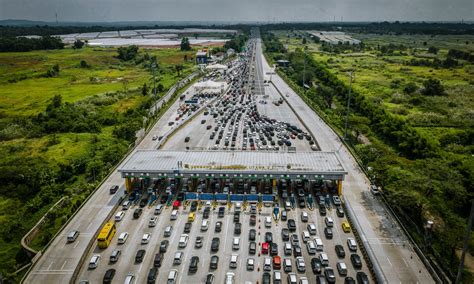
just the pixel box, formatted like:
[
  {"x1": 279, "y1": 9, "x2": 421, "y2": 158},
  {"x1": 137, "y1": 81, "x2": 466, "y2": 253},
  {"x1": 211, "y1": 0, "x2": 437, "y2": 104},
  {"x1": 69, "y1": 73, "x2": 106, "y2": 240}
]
[
  {"x1": 124, "y1": 273, "x2": 135, "y2": 284},
  {"x1": 314, "y1": 237, "x2": 324, "y2": 251},
  {"x1": 347, "y1": 238, "x2": 358, "y2": 251},
  {"x1": 147, "y1": 267, "x2": 158, "y2": 284},
  {"x1": 115, "y1": 211, "x2": 125, "y2": 222},
  {"x1": 265, "y1": 216, "x2": 272, "y2": 228},
  {"x1": 230, "y1": 254, "x2": 238, "y2": 268},
  {"x1": 122, "y1": 201, "x2": 130, "y2": 210},
  {"x1": 88, "y1": 255, "x2": 100, "y2": 269},
  {"x1": 167, "y1": 269, "x2": 178, "y2": 284},
  {"x1": 256, "y1": 256, "x2": 267, "y2": 270},
  {"x1": 284, "y1": 242, "x2": 292, "y2": 255},
  {"x1": 171, "y1": 210, "x2": 178, "y2": 220},
  {"x1": 319, "y1": 252, "x2": 329, "y2": 266},
  {"x1": 110, "y1": 249, "x2": 121, "y2": 262},
  {"x1": 232, "y1": 237, "x2": 240, "y2": 250},
  {"x1": 337, "y1": 262, "x2": 348, "y2": 276},
  {"x1": 154, "y1": 204, "x2": 163, "y2": 215},
  {"x1": 173, "y1": 251, "x2": 183, "y2": 265},
  {"x1": 325, "y1": 217, "x2": 334, "y2": 227},
  {"x1": 67, "y1": 230, "x2": 80, "y2": 243},
  {"x1": 284, "y1": 258, "x2": 292, "y2": 272},
  {"x1": 306, "y1": 240, "x2": 316, "y2": 255},
  {"x1": 301, "y1": 231, "x2": 310, "y2": 243},
  {"x1": 188, "y1": 212, "x2": 195, "y2": 222},
  {"x1": 201, "y1": 220, "x2": 209, "y2": 231},
  {"x1": 118, "y1": 232, "x2": 129, "y2": 244}
]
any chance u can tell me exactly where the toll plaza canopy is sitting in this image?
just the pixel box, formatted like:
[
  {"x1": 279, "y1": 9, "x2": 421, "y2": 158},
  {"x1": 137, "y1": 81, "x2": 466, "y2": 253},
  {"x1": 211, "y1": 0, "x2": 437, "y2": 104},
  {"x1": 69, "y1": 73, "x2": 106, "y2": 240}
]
[{"x1": 119, "y1": 150, "x2": 347, "y2": 180}]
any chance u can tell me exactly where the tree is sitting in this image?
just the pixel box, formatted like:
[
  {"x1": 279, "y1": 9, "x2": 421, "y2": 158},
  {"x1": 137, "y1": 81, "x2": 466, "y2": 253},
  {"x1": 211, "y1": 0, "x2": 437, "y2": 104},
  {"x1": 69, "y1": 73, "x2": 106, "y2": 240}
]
[
  {"x1": 180, "y1": 37, "x2": 191, "y2": 51},
  {"x1": 73, "y1": 40, "x2": 85, "y2": 49},
  {"x1": 141, "y1": 83, "x2": 148, "y2": 96},
  {"x1": 79, "y1": 60, "x2": 89, "y2": 68},
  {"x1": 46, "y1": 64, "x2": 60, "y2": 77},
  {"x1": 422, "y1": 78, "x2": 446, "y2": 96},
  {"x1": 302, "y1": 38, "x2": 307, "y2": 44},
  {"x1": 184, "y1": 54, "x2": 188, "y2": 61},
  {"x1": 117, "y1": 45, "x2": 139, "y2": 61},
  {"x1": 175, "y1": 65, "x2": 183, "y2": 76},
  {"x1": 427, "y1": 46, "x2": 438, "y2": 54},
  {"x1": 403, "y1": 82, "x2": 418, "y2": 94}
]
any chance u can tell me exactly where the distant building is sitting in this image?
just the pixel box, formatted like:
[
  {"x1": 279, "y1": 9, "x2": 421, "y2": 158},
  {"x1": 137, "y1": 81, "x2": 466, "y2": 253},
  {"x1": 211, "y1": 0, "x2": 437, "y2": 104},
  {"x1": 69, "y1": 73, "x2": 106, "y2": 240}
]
[
  {"x1": 196, "y1": 50, "x2": 208, "y2": 64},
  {"x1": 276, "y1": 60, "x2": 290, "y2": 68}
]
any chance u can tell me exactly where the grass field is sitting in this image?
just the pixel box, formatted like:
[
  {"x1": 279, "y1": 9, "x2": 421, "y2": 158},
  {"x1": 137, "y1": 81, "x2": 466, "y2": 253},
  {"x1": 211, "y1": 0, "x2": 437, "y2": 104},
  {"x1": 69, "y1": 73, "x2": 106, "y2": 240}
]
[
  {"x1": 0, "y1": 44, "x2": 197, "y2": 280},
  {"x1": 275, "y1": 31, "x2": 474, "y2": 142}
]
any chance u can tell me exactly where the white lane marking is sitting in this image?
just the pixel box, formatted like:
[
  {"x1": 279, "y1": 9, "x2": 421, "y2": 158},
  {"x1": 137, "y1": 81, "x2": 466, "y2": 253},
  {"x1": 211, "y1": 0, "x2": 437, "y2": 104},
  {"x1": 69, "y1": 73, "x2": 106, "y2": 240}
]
[
  {"x1": 86, "y1": 222, "x2": 93, "y2": 231},
  {"x1": 387, "y1": 257, "x2": 393, "y2": 267},
  {"x1": 60, "y1": 260, "x2": 68, "y2": 270},
  {"x1": 402, "y1": 258, "x2": 409, "y2": 268},
  {"x1": 73, "y1": 240, "x2": 80, "y2": 248},
  {"x1": 47, "y1": 261, "x2": 54, "y2": 270}
]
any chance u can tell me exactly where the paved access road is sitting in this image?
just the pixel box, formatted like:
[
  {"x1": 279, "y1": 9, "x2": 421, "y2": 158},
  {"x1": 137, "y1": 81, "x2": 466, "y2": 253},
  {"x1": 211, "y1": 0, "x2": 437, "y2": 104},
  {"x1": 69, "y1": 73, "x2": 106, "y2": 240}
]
[{"x1": 256, "y1": 37, "x2": 434, "y2": 283}]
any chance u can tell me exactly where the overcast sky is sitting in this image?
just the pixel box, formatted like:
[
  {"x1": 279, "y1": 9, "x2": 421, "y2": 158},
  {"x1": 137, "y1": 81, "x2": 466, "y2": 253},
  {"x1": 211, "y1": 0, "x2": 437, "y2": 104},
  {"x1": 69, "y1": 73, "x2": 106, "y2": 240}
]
[{"x1": 1, "y1": 0, "x2": 473, "y2": 23}]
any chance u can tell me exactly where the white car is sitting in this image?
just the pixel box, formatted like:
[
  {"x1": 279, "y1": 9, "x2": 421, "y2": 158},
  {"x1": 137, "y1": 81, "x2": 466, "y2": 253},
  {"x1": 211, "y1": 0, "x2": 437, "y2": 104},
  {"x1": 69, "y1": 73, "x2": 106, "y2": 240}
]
[
  {"x1": 141, "y1": 233, "x2": 151, "y2": 244},
  {"x1": 296, "y1": 256, "x2": 306, "y2": 272},
  {"x1": 179, "y1": 234, "x2": 189, "y2": 248},
  {"x1": 118, "y1": 232, "x2": 129, "y2": 244},
  {"x1": 149, "y1": 216, "x2": 158, "y2": 227},
  {"x1": 114, "y1": 211, "x2": 125, "y2": 222},
  {"x1": 225, "y1": 272, "x2": 235, "y2": 284},
  {"x1": 88, "y1": 254, "x2": 100, "y2": 269}
]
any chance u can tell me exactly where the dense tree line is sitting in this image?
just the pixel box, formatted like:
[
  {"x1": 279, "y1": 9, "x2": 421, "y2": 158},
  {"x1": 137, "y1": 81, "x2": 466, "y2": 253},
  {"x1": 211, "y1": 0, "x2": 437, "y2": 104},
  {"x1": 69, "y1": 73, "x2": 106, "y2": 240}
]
[
  {"x1": 224, "y1": 33, "x2": 249, "y2": 52},
  {"x1": 0, "y1": 35, "x2": 64, "y2": 52}
]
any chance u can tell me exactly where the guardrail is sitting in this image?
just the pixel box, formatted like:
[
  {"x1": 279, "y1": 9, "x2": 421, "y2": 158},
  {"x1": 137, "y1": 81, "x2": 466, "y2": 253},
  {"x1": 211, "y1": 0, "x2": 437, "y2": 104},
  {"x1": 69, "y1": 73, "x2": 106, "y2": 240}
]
[{"x1": 20, "y1": 70, "x2": 202, "y2": 284}]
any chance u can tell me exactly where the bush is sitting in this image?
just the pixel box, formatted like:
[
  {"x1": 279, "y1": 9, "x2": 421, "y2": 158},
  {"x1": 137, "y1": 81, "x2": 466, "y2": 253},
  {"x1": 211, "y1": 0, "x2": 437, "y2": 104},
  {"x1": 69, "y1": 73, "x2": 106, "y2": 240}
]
[
  {"x1": 117, "y1": 45, "x2": 139, "y2": 61},
  {"x1": 422, "y1": 78, "x2": 446, "y2": 96}
]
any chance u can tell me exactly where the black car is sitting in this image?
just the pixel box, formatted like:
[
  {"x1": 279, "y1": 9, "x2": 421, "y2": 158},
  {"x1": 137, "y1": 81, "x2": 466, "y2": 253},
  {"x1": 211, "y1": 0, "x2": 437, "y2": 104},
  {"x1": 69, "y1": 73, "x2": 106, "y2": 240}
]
[
  {"x1": 135, "y1": 249, "x2": 146, "y2": 263},
  {"x1": 265, "y1": 232, "x2": 273, "y2": 244},
  {"x1": 160, "y1": 194, "x2": 168, "y2": 204},
  {"x1": 293, "y1": 245, "x2": 302, "y2": 257},
  {"x1": 203, "y1": 207, "x2": 210, "y2": 219},
  {"x1": 249, "y1": 229, "x2": 256, "y2": 241},
  {"x1": 133, "y1": 208, "x2": 143, "y2": 219},
  {"x1": 351, "y1": 254, "x2": 363, "y2": 269},
  {"x1": 298, "y1": 196, "x2": 305, "y2": 208},
  {"x1": 288, "y1": 219, "x2": 296, "y2": 232},
  {"x1": 234, "y1": 223, "x2": 242, "y2": 235},
  {"x1": 153, "y1": 253, "x2": 163, "y2": 267},
  {"x1": 270, "y1": 243, "x2": 278, "y2": 256},
  {"x1": 335, "y1": 245, "x2": 346, "y2": 258},
  {"x1": 262, "y1": 272, "x2": 271, "y2": 284},
  {"x1": 147, "y1": 267, "x2": 158, "y2": 284},
  {"x1": 233, "y1": 212, "x2": 240, "y2": 223},
  {"x1": 356, "y1": 272, "x2": 370, "y2": 284},
  {"x1": 249, "y1": 241, "x2": 257, "y2": 254},
  {"x1": 324, "y1": 267, "x2": 336, "y2": 283},
  {"x1": 206, "y1": 273, "x2": 215, "y2": 284},
  {"x1": 184, "y1": 222, "x2": 192, "y2": 233},
  {"x1": 319, "y1": 206, "x2": 327, "y2": 216},
  {"x1": 250, "y1": 214, "x2": 256, "y2": 226},
  {"x1": 211, "y1": 237, "x2": 220, "y2": 252},
  {"x1": 218, "y1": 207, "x2": 225, "y2": 217},
  {"x1": 311, "y1": 258, "x2": 322, "y2": 274},
  {"x1": 281, "y1": 228, "x2": 289, "y2": 241},
  {"x1": 324, "y1": 227, "x2": 333, "y2": 239},
  {"x1": 159, "y1": 240, "x2": 169, "y2": 253},
  {"x1": 336, "y1": 207, "x2": 345, "y2": 217},
  {"x1": 190, "y1": 201, "x2": 198, "y2": 212},
  {"x1": 215, "y1": 221, "x2": 222, "y2": 232},
  {"x1": 189, "y1": 256, "x2": 199, "y2": 273},
  {"x1": 103, "y1": 268, "x2": 116, "y2": 284},
  {"x1": 109, "y1": 185, "x2": 119, "y2": 194},
  {"x1": 209, "y1": 255, "x2": 219, "y2": 270},
  {"x1": 139, "y1": 196, "x2": 148, "y2": 208},
  {"x1": 344, "y1": 276, "x2": 356, "y2": 284}
]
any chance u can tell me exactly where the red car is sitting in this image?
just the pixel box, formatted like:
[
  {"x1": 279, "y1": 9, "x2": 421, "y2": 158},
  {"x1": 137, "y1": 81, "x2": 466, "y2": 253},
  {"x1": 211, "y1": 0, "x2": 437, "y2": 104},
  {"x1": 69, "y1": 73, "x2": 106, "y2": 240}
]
[
  {"x1": 262, "y1": 242, "x2": 269, "y2": 254},
  {"x1": 173, "y1": 200, "x2": 181, "y2": 209}
]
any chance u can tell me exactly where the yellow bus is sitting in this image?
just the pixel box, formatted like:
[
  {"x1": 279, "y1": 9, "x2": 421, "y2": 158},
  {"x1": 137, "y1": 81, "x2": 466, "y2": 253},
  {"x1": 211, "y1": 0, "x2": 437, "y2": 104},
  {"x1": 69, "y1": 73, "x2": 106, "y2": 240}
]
[{"x1": 97, "y1": 222, "x2": 116, "y2": 249}]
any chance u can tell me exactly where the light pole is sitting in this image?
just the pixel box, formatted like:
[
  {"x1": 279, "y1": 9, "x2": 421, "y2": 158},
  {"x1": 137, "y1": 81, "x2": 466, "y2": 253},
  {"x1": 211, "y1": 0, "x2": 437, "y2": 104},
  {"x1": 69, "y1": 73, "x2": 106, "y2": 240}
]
[{"x1": 344, "y1": 71, "x2": 354, "y2": 140}]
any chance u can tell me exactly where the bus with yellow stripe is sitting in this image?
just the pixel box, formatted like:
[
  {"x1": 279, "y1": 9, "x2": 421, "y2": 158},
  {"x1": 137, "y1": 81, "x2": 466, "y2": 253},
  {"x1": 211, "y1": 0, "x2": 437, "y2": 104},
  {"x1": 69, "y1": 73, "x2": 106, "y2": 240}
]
[{"x1": 97, "y1": 222, "x2": 116, "y2": 249}]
